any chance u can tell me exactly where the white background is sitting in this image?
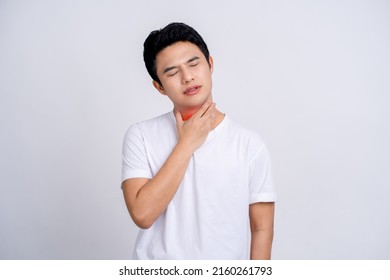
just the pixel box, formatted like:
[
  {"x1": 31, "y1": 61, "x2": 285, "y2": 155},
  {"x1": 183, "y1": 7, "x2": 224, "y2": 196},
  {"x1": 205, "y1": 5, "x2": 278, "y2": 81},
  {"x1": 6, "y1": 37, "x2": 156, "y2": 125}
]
[{"x1": 0, "y1": 0, "x2": 389, "y2": 259}]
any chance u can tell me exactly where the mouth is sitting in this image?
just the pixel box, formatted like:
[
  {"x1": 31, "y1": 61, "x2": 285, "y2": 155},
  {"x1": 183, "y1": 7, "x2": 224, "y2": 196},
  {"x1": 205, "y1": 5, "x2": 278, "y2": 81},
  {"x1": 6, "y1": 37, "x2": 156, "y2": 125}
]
[{"x1": 184, "y1": 85, "x2": 201, "y2": 95}]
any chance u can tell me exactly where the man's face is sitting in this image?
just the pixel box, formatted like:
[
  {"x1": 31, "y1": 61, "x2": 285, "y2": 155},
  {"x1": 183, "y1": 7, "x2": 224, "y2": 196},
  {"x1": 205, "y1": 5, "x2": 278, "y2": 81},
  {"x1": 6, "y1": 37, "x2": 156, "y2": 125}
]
[{"x1": 153, "y1": 41, "x2": 214, "y2": 119}]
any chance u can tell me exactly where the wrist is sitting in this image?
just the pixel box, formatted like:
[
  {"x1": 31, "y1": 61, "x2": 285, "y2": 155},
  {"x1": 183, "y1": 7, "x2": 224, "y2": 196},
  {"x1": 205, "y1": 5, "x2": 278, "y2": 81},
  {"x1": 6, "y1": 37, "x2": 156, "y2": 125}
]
[{"x1": 175, "y1": 140, "x2": 196, "y2": 157}]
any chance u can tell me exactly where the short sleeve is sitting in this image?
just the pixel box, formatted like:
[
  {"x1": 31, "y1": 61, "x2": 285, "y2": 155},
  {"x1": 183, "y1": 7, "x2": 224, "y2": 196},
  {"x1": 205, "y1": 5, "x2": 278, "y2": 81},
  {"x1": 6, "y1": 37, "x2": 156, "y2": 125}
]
[
  {"x1": 248, "y1": 144, "x2": 278, "y2": 204},
  {"x1": 121, "y1": 124, "x2": 153, "y2": 184}
]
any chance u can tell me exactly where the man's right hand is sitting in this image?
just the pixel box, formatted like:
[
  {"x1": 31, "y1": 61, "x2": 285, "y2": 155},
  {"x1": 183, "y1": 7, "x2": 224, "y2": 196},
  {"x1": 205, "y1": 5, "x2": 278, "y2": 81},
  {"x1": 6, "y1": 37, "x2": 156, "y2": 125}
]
[
  {"x1": 123, "y1": 101, "x2": 217, "y2": 229},
  {"x1": 174, "y1": 101, "x2": 217, "y2": 153}
]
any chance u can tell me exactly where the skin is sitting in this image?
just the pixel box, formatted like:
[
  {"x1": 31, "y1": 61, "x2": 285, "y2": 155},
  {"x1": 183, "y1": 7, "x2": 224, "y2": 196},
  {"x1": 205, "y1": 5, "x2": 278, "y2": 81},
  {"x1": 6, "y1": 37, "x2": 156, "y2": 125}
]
[
  {"x1": 122, "y1": 41, "x2": 275, "y2": 259},
  {"x1": 152, "y1": 41, "x2": 220, "y2": 121}
]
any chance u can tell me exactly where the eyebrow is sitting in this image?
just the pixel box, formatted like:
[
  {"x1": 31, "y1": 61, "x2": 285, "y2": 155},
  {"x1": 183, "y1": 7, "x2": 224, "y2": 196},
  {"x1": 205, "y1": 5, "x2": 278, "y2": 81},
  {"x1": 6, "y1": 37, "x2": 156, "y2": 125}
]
[{"x1": 163, "y1": 56, "x2": 200, "y2": 74}]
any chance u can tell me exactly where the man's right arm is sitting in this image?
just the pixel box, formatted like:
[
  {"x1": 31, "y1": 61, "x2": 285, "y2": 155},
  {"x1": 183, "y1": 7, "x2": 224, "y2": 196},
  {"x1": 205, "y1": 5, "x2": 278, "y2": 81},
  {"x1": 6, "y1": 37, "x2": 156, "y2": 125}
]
[{"x1": 122, "y1": 102, "x2": 216, "y2": 229}]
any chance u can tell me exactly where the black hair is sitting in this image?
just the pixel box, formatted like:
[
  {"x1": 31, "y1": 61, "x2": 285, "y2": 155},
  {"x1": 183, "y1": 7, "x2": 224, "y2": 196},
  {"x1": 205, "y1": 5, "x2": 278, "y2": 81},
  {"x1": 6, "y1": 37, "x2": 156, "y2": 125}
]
[{"x1": 143, "y1": 22, "x2": 210, "y2": 85}]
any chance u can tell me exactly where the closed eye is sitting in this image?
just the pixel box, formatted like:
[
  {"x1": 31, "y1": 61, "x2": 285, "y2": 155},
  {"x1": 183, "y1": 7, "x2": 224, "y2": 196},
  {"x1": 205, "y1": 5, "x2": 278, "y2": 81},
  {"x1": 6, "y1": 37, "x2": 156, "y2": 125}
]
[{"x1": 168, "y1": 71, "x2": 178, "y2": 77}]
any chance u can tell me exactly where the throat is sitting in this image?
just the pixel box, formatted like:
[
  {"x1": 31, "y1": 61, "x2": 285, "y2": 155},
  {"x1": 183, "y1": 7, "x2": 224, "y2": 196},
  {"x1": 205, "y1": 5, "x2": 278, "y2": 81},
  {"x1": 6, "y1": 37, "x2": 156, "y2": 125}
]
[
  {"x1": 180, "y1": 109, "x2": 199, "y2": 121},
  {"x1": 182, "y1": 113, "x2": 194, "y2": 121},
  {"x1": 178, "y1": 108, "x2": 225, "y2": 130}
]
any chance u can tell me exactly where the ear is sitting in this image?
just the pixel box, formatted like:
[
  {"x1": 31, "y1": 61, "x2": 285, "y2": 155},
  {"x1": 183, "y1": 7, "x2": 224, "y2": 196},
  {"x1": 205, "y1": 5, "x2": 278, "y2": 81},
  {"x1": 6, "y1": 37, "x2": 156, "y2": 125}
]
[
  {"x1": 152, "y1": 80, "x2": 166, "y2": 95},
  {"x1": 208, "y1": 55, "x2": 214, "y2": 74}
]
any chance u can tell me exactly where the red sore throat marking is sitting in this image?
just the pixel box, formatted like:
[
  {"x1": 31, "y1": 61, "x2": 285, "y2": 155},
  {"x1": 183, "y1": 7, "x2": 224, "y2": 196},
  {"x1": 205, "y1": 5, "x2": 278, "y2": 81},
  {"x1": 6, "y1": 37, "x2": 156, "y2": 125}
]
[{"x1": 182, "y1": 113, "x2": 193, "y2": 121}]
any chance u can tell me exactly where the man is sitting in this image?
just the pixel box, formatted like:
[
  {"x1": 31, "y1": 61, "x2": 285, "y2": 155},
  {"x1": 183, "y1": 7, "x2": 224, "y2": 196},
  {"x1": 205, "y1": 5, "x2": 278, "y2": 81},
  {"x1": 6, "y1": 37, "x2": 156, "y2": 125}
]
[{"x1": 121, "y1": 22, "x2": 277, "y2": 259}]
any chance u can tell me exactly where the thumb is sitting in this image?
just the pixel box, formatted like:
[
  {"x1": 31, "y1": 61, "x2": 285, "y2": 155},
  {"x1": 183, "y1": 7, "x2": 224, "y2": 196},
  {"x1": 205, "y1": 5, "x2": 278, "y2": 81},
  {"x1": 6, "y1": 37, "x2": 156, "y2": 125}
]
[{"x1": 174, "y1": 110, "x2": 183, "y2": 125}]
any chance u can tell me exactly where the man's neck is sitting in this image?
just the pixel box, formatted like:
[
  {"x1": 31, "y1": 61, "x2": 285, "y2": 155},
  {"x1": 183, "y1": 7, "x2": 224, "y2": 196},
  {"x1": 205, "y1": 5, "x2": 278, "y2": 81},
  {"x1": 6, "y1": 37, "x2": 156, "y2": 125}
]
[
  {"x1": 178, "y1": 108, "x2": 225, "y2": 130},
  {"x1": 180, "y1": 109, "x2": 198, "y2": 121}
]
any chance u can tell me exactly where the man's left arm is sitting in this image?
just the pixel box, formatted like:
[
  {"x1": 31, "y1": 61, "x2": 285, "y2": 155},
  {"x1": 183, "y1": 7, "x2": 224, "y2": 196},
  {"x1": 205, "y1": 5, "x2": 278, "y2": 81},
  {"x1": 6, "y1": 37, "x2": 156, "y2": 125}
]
[{"x1": 249, "y1": 202, "x2": 275, "y2": 260}]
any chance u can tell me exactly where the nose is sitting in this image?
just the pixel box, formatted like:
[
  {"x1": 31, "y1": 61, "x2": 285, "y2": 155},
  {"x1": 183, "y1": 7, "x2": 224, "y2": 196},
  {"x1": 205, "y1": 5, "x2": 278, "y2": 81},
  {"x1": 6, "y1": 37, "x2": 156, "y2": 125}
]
[{"x1": 182, "y1": 68, "x2": 194, "y2": 84}]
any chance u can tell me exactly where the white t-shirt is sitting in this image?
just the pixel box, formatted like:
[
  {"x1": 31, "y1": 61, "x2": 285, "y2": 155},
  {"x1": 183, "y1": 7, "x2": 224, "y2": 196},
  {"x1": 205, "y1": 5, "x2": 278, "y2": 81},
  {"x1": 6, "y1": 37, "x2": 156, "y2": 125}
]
[{"x1": 121, "y1": 112, "x2": 277, "y2": 259}]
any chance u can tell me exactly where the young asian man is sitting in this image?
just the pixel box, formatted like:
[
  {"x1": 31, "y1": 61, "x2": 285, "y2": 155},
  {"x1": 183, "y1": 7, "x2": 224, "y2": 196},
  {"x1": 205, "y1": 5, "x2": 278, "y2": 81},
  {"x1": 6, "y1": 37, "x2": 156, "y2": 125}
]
[{"x1": 121, "y1": 22, "x2": 277, "y2": 260}]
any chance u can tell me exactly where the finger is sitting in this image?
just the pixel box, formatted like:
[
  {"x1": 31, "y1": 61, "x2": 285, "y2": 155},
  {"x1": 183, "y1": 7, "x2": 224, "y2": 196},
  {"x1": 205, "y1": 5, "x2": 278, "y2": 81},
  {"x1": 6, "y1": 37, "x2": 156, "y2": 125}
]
[
  {"x1": 205, "y1": 111, "x2": 216, "y2": 131},
  {"x1": 193, "y1": 101, "x2": 213, "y2": 118},
  {"x1": 174, "y1": 110, "x2": 183, "y2": 125},
  {"x1": 207, "y1": 109, "x2": 217, "y2": 125},
  {"x1": 201, "y1": 102, "x2": 216, "y2": 118}
]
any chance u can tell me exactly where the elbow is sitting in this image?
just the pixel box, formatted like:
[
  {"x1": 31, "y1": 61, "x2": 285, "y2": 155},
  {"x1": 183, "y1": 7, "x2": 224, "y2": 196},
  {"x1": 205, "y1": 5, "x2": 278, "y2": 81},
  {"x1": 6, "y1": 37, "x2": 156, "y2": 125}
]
[
  {"x1": 251, "y1": 226, "x2": 274, "y2": 237},
  {"x1": 250, "y1": 224, "x2": 274, "y2": 239},
  {"x1": 130, "y1": 210, "x2": 156, "y2": 229},
  {"x1": 135, "y1": 219, "x2": 154, "y2": 230},
  {"x1": 124, "y1": 198, "x2": 156, "y2": 229}
]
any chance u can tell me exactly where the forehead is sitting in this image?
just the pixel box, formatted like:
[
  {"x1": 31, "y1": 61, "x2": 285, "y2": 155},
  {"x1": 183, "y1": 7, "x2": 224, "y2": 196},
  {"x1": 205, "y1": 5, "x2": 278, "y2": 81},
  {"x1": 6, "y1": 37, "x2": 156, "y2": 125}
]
[{"x1": 155, "y1": 41, "x2": 204, "y2": 69}]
